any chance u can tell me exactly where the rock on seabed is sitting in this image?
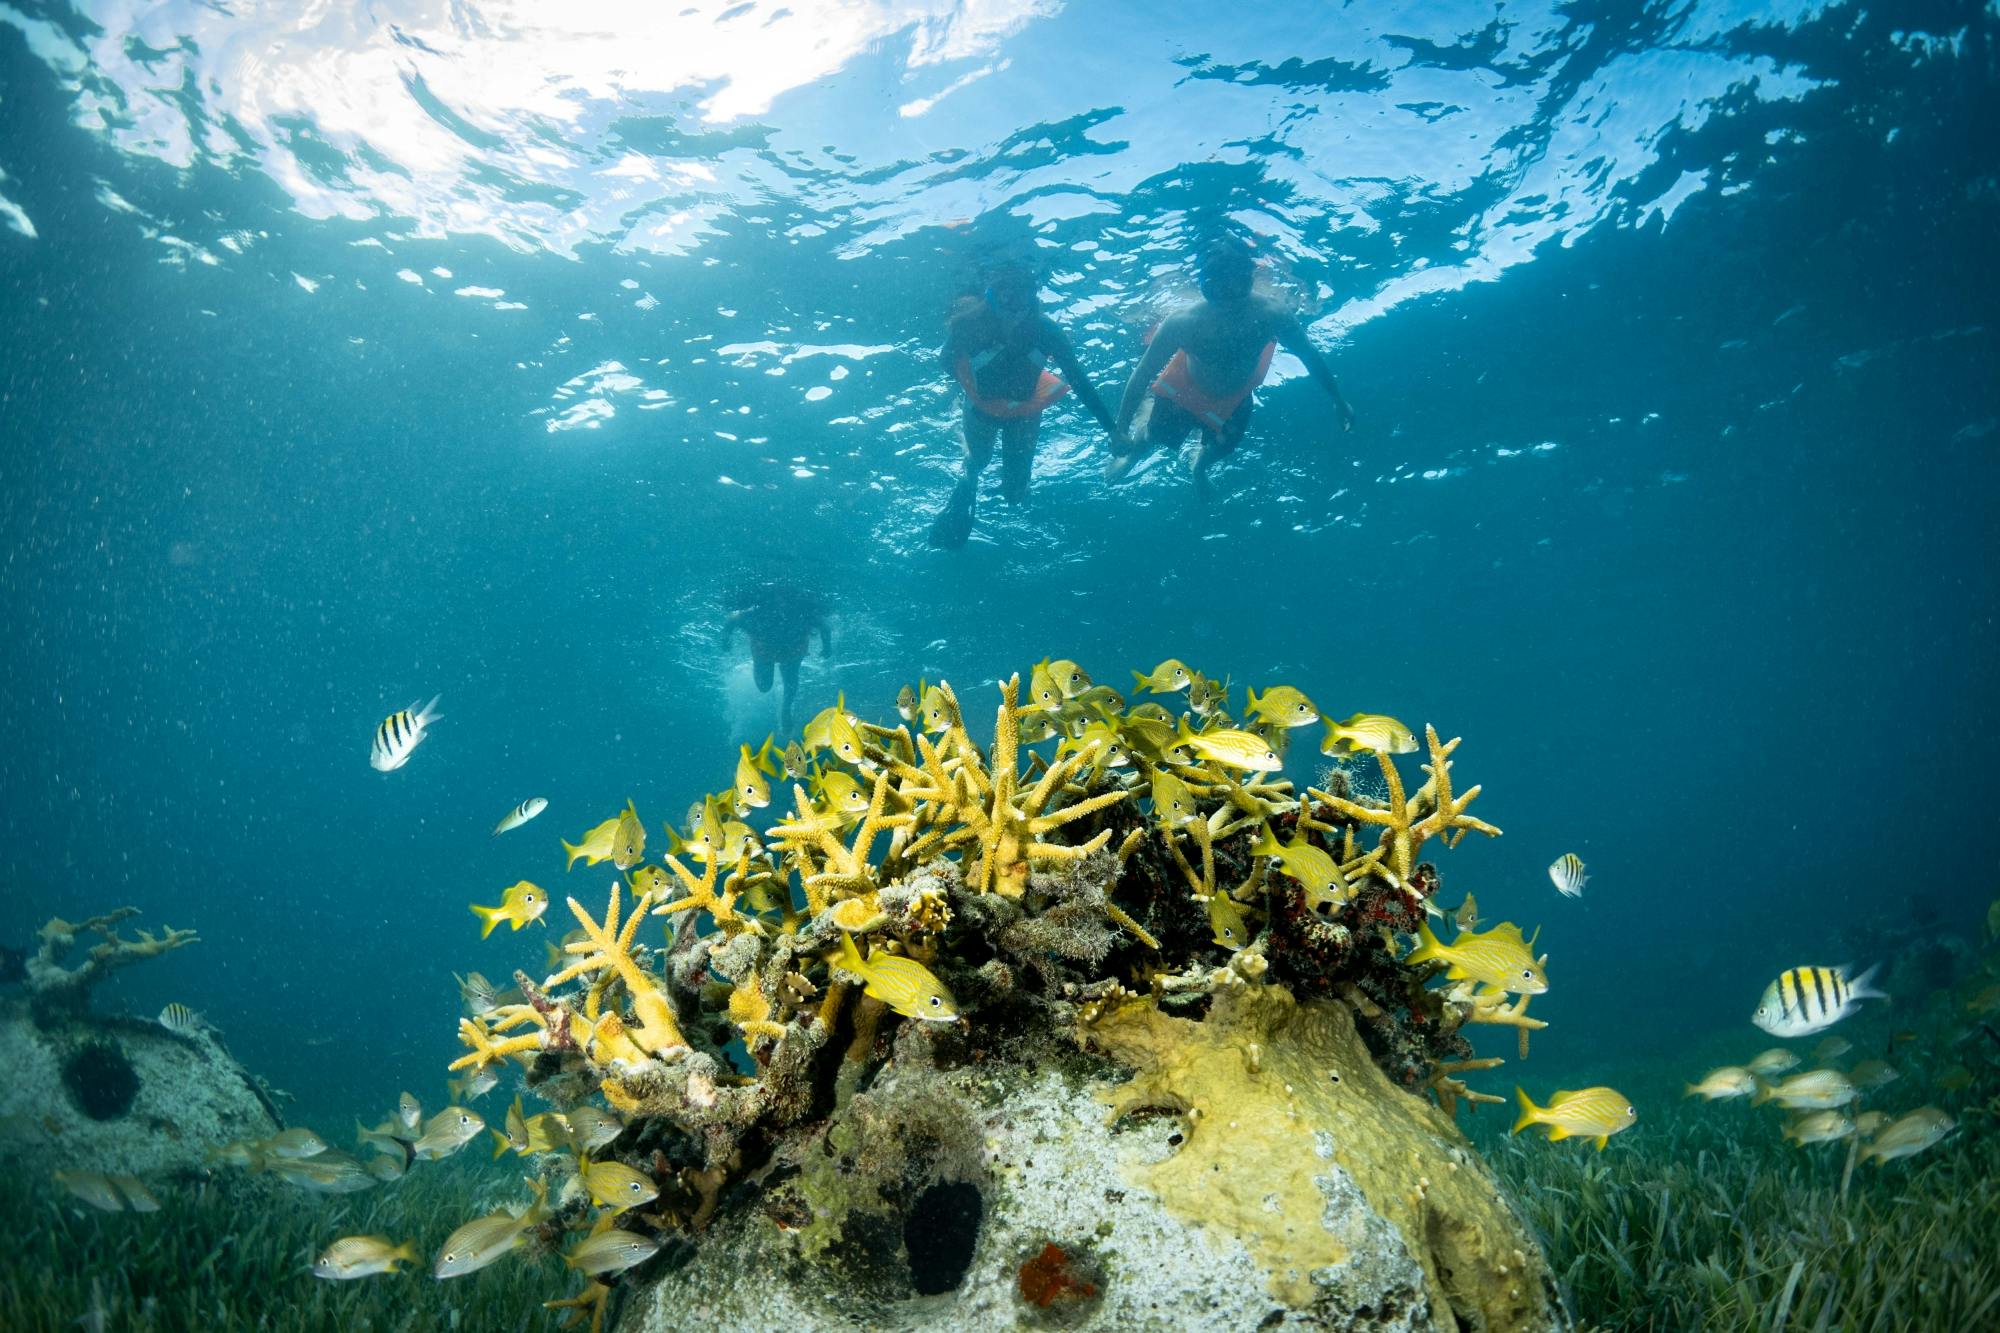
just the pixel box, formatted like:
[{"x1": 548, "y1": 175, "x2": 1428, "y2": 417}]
[{"x1": 626, "y1": 984, "x2": 1567, "y2": 1332}]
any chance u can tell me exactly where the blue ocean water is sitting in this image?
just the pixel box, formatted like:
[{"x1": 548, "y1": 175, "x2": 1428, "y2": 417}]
[{"x1": 0, "y1": 0, "x2": 1994, "y2": 1137}]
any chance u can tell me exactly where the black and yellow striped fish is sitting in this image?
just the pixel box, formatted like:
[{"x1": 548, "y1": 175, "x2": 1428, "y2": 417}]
[
  {"x1": 158, "y1": 1002, "x2": 201, "y2": 1034},
  {"x1": 1751, "y1": 964, "x2": 1884, "y2": 1037},
  {"x1": 370, "y1": 695, "x2": 442, "y2": 772}
]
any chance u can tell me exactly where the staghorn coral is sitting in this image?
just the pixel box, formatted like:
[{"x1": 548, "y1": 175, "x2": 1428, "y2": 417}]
[
  {"x1": 25, "y1": 908, "x2": 198, "y2": 1018},
  {"x1": 439, "y1": 660, "x2": 1565, "y2": 1327}
]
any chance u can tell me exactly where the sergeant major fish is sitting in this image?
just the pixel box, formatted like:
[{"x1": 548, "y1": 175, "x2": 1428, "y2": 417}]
[
  {"x1": 370, "y1": 695, "x2": 442, "y2": 772},
  {"x1": 1751, "y1": 964, "x2": 1884, "y2": 1038},
  {"x1": 1548, "y1": 853, "x2": 1587, "y2": 899}
]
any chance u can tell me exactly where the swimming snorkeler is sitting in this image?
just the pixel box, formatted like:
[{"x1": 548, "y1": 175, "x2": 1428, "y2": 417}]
[
  {"x1": 1105, "y1": 236, "x2": 1356, "y2": 502},
  {"x1": 722, "y1": 581, "x2": 831, "y2": 734},
  {"x1": 927, "y1": 265, "x2": 1118, "y2": 549}
]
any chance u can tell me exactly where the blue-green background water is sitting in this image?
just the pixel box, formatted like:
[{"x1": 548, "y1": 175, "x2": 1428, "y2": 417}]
[{"x1": 1, "y1": 0, "x2": 1995, "y2": 1129}]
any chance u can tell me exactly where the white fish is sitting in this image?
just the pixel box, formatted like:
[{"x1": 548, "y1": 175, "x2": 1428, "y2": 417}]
[
  {"x1": 157, "y1": 1002, "x2": 202, "y2": 1035},
  {"x1": 1548, "y1": 853, "x2": 1587, "y2": 899},
  {"x1": 1751, "y1": 965, "x2": 1884, "y2": 1038},
  {"x1": 370, "y1": 695, "x2": 442, "y2": 772},
  {"x1": 493, "y1": 797, "x2": 548, "y2": 836}
]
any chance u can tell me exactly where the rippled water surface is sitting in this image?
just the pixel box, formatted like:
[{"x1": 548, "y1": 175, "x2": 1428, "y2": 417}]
[{"x1": 1, "y1": 1, "x2": 1995, "y2": 1116}]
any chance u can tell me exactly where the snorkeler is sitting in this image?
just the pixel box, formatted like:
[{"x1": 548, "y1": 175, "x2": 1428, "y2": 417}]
[
  {"x1": 1105, "y1": 236, "x2": 1356, "y2": 501},
  {"x1": 927, "y1": 265, "x2": 1118, "y2": 549},
  {"x1": 722, "y1": 582, "x2": 831, "y2": 734}
]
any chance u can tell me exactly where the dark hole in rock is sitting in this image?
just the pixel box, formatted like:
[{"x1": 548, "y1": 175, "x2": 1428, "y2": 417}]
[
  {"x1": 905, "y1": 1180, "x2": 983, "y2": 1295},
  {"x1": 63, "y1": 1039, "x2": 140, "y2": 1120}
]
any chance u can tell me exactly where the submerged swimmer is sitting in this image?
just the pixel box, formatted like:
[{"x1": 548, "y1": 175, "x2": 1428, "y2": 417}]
[
  {"x1": 928, "y1": 265, "x2": 1117, "y2": 549},
  {"x1": 1105, "y1": 236, "x2": 1356, "y2": 501},
  {"x1": 722, "y1": 581, "x2": 830, "y2": 734}
]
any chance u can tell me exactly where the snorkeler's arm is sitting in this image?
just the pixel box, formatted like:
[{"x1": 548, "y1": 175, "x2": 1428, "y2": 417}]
[
  {"x1": 1276, "y1": 313, "x2": 1355, "y2": 433},
  {"x1": 721, "y1": 610, "x2": 747, "y2": 646},
  {"x1": 1040, "y1": 320, "x2": 1118, "y2": 435},
  {"x1": 1114, "y1": 315, "x2": 1186, "y2": 436}
]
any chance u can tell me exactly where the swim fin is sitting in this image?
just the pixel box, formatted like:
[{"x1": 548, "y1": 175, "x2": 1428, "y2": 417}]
[{"x1": 927, "y1": 500, "x2": 974, "y2": 549}]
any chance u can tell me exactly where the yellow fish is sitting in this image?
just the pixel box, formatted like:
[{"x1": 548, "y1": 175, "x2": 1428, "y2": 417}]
[
  {"x1": 313, "y1": 1235, "x2": 418, "y2": 1280},
  {"x1": 1320, "y1": 712, "x2": 1418, "y2": 756},
  {"x1": 1746, "y1": 1048, "x2": 1800, "y2": 1076},
  {"x1": 612, "y1": 800, "x2": 645, "y2": 871},
  {"x1": 1512, "y1": 1086, "x2": 1636, "y2": 1150},
  {"x1": 824, "y1": 698, "x2": 867, "y2": 766},
  {"x1": 1783, "y1": 1110, "x2": 1855, "y2": 1146},
  {"x1": 1173, "y1": 718, "x2": 1281, "y2": 772},
  {"x1": 470, "y1": 881, "x2": 548, "y2": 939},
  {"x1": 565, "y1": 1225, "x2": 662, "y2": 1277},
  {"x1": 1454, "y1": 893, "x2": 1480, "y2": 932},
  {"x1": 832, "y1": 933, "x2": 958, "y2": 1022},
  {"x1": 1752, "y1": 1069, "x2": 1857, "y2": 1110},
  {"x1": 1244, "y1": 685, "x2": 1318, "y2": 728},
  {"x1": 563, "y1": 817, "x2": 622, "y2": 871},
  {"x1": 734, "y1": 738, "x2": 776, "y2": 811},
  {"x1": 1207, "y1": 893, "x2": 1248, "y2": 951},
  {"x1": 1859, "y1": 1107, "x2": 1954, "y2": 1164},
  {"x1": 1406, "y1": 919, "x2": 1547, "y2": 994},
  {"x1": 896, "y1": 683, "x2": 920, "y2": 722},
  {"x1": 1250, "y1": 827, "x2": 1346, "y2": 906},
  {"x1": 1048, "y1": 659, "x2": 1091, "y2": 698},
  {"x1": 919, "y1": 684, "x2": 959, "y2": 733},
  {"x1": 1186, "y1": 672, "x2": 1228, "y2": 717},
  {"x1": 1027, "y1": 660, "x2": 1064, "y2": 712},
  {"x1": 1148, "y1": 769, "x2": 1198, "y2": 827},
  {"x1": 1683, "y1": 1066, "x2": 1757, "y2": 1100},
  {"x1": 580, "y1": 1157, "x2": 659, "y2": 1214},
  {"x1": 1131, "y1": 659, "x2": 1193, "y2": 694}
]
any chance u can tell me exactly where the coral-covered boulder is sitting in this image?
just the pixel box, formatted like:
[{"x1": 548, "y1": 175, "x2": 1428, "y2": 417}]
[{"x1": 622, "y1": 984, "x2": 1566, "y2": 1332}]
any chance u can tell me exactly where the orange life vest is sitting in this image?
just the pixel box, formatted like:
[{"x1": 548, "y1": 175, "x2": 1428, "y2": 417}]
[
  {"x1": 1150, "y1": 340, "x2": 1276, "y2": 430},
  {"x1": 955, "y1": 353, "x2": 1070, "y2": 420}
]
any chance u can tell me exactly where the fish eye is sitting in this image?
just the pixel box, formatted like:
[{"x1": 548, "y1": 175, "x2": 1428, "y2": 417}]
[
  {"x1": 928, "y1": 996, "x2": 942, "y2": 1008},
  {"x1": 1522, "y1": 968, "x2": 1533, "y2": 979}
]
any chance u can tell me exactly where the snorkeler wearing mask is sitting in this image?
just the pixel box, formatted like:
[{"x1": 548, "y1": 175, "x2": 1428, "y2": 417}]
[
  {"x1": 1106, "y1": 236, "x2": 1356, "y2": 502},
  {"x1": 928, "y1": 265, "x2": 1118, "y2": 549}
]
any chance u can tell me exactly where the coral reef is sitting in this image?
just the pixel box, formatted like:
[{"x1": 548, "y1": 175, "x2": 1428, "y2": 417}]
[
  {"x1": 443, "y1": 662, "x2": 1563, "y2": 1328},
  {"x1": 23, "y1": 907, "x2": 197, "y2": 1020}
]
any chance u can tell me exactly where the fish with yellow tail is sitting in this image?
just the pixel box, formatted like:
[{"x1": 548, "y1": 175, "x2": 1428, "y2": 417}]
[
  {"x1": 313, "y1": 1236, "x2": 418, "y2": 1281},
  {"x1": 1752, "y1": 1068, "x2": 1857, "y2": 1110},
  {"x1": 734, "y1": 738, "x2": 776, "y2": 811},
  {"x1": 1751, "y1": 964, "x2": 1884, "y2": 1038},
  {"x1": 1406, "y1": 919, "x2": 1548, "y2": 994},
  {"x1": 580, "y1": 1156, "x2": 659, "y2": 1214},
  {"x1": 434, "y1": 1179, "x2": 550, "y2": 1279},
  {"x1": 1319, "y1": 712, "x2": 1417, "y2": 756},
  {"x1": 562, "y1": 816, "x2": 622, "y2": 871},
  {"x1": 1859, "y1": 1107, "x2": 1954, "y2": 1165},
  {"x1": 1244, "y1": 685, "x2": 1318, "y2": 728},
  {"x1": 1047, "y1": 659, "x2": 1091, "y2": 698},
  {"x1": 1683, "y1": 1066, "x2": 1757, "y2": 1100},
  {"x1": 1512, "y1": 1086, "x2": 1636, "y2": 1150},
  {"x1": 370, "y1": 695, "x2": 441, "y2": 772},
  {"x1": 832, "y1": 932, "x2": 958, "y2": 1022},
  {"x1": 1207, "y1": 892, "x2": 1249, "y2": 950},
  {"x1": 1250, "y1": 826, "x2": 1347, "y2": 907},
  {"x1": 469, "y1": 881, "x2": 548, "y2": 939},
  {"x1": 1132, "y1": 659, "x2": 1193, "y2": 694},
  {"x1": 1172, "y1": 716, "x2": 1282, "y2": 772},
  {"x1": 611, "y1": 799, "x2": 645, "y2": 871},
  {"x1": 492, "y1": 797, "x2": 547, "y2": 836}
]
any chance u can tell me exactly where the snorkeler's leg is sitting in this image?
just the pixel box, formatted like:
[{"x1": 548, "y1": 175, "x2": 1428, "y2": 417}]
[
  {"x1": 753, "y1": 658, "x2": 775, "y2": 693},
  {"x1": 778, "y1": 659, "x2": 801, "y2": 733},
  {"x1": 1189, "y1": 397, "x2": 1255, "y2": 504},
  {"x1": 998, "y1": 418, "x2": 1038, "y2": 504},
  {"x1": 930, "y1": 410, "x2": 999, "y2": 548}
]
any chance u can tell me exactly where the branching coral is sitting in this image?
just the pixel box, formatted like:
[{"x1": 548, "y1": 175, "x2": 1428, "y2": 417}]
[
  {"x1": 433, "y1": 658, "x2": 1552, "y2": 1316},
  {"x1": 26, "y1": 907, "x2": 198, "y2": 1015}
]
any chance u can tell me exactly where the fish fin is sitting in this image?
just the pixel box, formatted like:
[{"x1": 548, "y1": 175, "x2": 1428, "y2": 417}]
[
  {"x1": 1751, "y1": 1081, "x2": 1774, "y2": 1106},
  {"x1": 470, "y1": 904, "x2": 503, "y2": 939},
  {"x1": 393, "y1": 1242, "x2": 419, "y2": 1266},
  {"x1": 1511, "y1": 1087, "x2": 1540, "y2": 1136},
  {"x1": 834, "y1": 931, "x2": 868, "y2": 981},
  {"x1": 416, "y1": 694, "x2": 443, "y2": 726},
  {"x1": 1406, "y1": 920, "x2": 1446, "y2": 966},
  {"x1": 1683, "y1": 1084, "x2": 1697, "y2": 1098},
  {"x1": 489, "y1": 1128, "x2": 511, "y2": 1160},
  {"x1": 1843, "y1": 963, "x2": 1887, "y2": 1002},
  {"x1": 561, "y1": 841, "x2": 584, "y2": 871},
  {"x1": 1593, "y1": 1135, "x2": 1608, "y2": 1151},
  {"x1": 1546, "y1": 1125, "x2": 1572, "y2": 1141},
  {"x1": 1245, "y1": 686, "x2": 1262, "y2": 714}
]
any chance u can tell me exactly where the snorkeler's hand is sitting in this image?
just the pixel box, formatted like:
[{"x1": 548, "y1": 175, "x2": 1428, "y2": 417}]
[{"x1": 1337, "y1": 399, "x2": 1356, "y2": 434}]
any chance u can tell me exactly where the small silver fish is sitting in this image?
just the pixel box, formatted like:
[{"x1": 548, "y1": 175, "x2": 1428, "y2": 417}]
[
  {"x1": 53, "y1": 1170, "x2": 125, "y2": 1212},
  {"x1": 313, "y1": 1235, "x2": 418, "y2": 1280},
  {"x1": 108, "y1": 1174, "x2": 160, "y2": 1213},
  {"x1": 564, "y1": 1227, "x2": 662, "y2": 1276},
  {"x1": 268, "y1": 1151, "x2": 376, "y2": 1194},
  {"x1": 397, "y1": 1092, "x2": 423, "y2": 1133},
  {"x1": 566, "y1": 1106, "x2": 625, "y2": 1153},
  {"x1": 493, "y1": 797, "x2": 548, "y2": 836},
  {"x1": 412, "y1": 1107, "x2": 484, "y2": 1161}
]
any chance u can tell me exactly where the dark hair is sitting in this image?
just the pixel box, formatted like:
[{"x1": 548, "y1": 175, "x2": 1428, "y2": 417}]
[
  {"x1": 983, "y1": 265, "x2": 1038, "y2": 307},
  {"x1": 1198, "y1": 237, "x2": 1255, "y2": 301}
]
